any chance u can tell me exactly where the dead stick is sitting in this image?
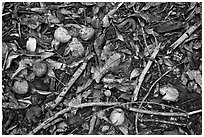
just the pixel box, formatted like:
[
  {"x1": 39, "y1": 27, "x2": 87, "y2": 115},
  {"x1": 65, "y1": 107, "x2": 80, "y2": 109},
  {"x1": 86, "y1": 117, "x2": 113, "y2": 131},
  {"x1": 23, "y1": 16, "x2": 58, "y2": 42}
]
[
  {"x1": 140, "y1": 118, "x2": 186, "y2": 126},
  {"x1": 167, "y1": 21, "x2": 201, "y2": 54},
  {"x1": 28, "y1": 102, "x2": 121, "y2": 135},
  {"x1": 47, "y1": 53, "x2": 94, "y2": 109},
  {"x1": 132, "y1": 43, "x2": 161, "y2": 101},
  {"x1": 28, "y1": 101, "x2": 197, "y2": 135},
  {"x1": 128, "y1": 107, "x2": 187, "y2": 117}
]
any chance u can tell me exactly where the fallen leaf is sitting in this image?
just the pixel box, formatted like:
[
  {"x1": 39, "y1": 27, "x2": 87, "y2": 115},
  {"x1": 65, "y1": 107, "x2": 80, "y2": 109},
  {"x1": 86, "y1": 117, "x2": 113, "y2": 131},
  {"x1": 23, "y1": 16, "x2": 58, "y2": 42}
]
[
  {"x1": 92, "y1": 53, "x2": 121, "y2": 83},
  {"x1": 160, "y1": 85, "x2": 179, "y2": 102},
  {"x1": 130, "y1": 68, "x2": 140, "y2": 80},
  {"x1": 68, "y1": 37, "x2": 84, "y2": 57}
]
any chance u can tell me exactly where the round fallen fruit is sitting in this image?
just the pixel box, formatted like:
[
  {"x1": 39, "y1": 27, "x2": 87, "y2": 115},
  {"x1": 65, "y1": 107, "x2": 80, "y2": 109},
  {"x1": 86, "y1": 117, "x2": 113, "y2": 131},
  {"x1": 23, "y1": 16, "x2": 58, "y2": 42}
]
[
  {"x1": 33, "y1": 61, "x2": 48, "y2": 77},
  {"x1": 109, "y1": 108, "x2": 125, "y2": 126},
  {"x1": 104, "y1": 90, "x2": 111, "y2": 97},
  {"x1": 54, "y1": 27, "x2": 72, "y2": 43},
  {"x1": 79, "y1": 27, "x2": 94, "y2": 41},
  {"x1": 32, "y1": 78, "x2": 49, "y2": 91},
  {"x1": 13, "y1": 79, "x2": 29, "y2": 95}
]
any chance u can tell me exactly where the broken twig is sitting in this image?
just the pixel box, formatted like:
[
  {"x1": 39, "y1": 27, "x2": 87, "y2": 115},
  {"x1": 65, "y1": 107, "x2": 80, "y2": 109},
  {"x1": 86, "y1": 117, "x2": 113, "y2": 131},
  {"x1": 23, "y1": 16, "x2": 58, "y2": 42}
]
[
  {"x1": 132, "y1": 43, "x2": 161, "y2": 101},
  {"x1": 167, "y1": 21, "x2": 201, "y2": 54}
]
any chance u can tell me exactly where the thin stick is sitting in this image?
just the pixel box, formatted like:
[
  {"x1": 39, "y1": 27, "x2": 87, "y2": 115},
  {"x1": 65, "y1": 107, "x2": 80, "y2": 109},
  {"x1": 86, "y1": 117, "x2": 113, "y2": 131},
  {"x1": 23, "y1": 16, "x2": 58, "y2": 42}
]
[
  {"x1": 128, "y1": 107, "x2": 188, "y2": 117},
  {"x1": 46, "y1": 53, "x2": 94, "y2": 109},
  {"x1": 132, "y1": 43, "x2": 161, "y2": 101},
  {"x1": 140, "y1": 118, "x2": 186, "y2": 126},
  {"x1": 28, "y1": 101, "x2": 192, "y2": 135},
  {"x1": 188, "y1": 109, "x2": 202, "y2": 116},
  {"x1": 28, "y1": 102, "x2": 121, "y2": 135},
  {"x1": 167, "y1": 21, "x2": 201, "y2": 54}
]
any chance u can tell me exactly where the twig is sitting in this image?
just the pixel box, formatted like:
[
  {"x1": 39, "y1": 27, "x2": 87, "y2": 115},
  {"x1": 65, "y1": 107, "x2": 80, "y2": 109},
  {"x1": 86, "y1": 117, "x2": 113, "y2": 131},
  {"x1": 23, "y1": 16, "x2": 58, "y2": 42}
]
[
  {"x1": 128, "y1": 107, "x2": 188, "y2": 117},
  {"x1": 188, "y1": 109, "x2": 202, "y2": 116},
  {"x1": 140, "y1": 118, "x2": 186, "y2": 126},
  {"x1": 28, "y1": 102, "x2": 121, "y2": 134},
  {"x1": 139, "y1": 61, "x2": 187, "y2": 109},
  {"x1": 135, "y1": 61, "x2": 188, "y2": 134},
  {"x1": 167, "y1": 21, "x2": 201, "y2": 54},
  {"x1": 43, "y1": 118, "x2": 63, "y2": 129},
  {"x1": 132, "y1": 43, "x2": 161, "y2": 101},
  {"x1": 46, "y1": 53, "x2": 94, "y2": 109},
  {"x1": 28, "y1": 101, "x2": 194, "y2": 135}
]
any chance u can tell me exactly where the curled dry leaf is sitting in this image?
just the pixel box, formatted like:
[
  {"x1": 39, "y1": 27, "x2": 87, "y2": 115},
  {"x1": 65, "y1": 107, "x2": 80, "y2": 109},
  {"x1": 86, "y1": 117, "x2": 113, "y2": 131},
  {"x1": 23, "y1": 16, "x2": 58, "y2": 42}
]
[
  {"x1": 79, "y1": 27, "x2": 95, "y2": 41},
  {"x1": 130, "y1": 68, "x2": 140, "y2": 80},
  {"x1": 159, "y1": 85, "x2": 179, "y2": 102},
  {"x1": 26, "y1": 37, "x2": 36, "y2": 52},
  {"x1": 109, "y1": 108, "x2": 125, "y2": 126},
  {"x1": 54, "y1": 27, "x2": 71, "y2": 43},
  {"x1": 69, "y1": 37, "x2": 84, "y2": 57}
]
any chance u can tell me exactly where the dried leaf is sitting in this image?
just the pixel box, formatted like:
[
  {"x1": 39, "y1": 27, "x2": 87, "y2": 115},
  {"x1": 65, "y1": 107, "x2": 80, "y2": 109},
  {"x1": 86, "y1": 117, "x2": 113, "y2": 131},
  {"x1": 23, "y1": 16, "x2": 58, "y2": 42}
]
[
  {"x1": 130, "y1": 68, "x2": 140, "y2": 80},
  {"x1": 102, "y1": 15, "x2": 110, "y2": 27},
  {"x1": 141, "y1": 2, "x2": 162, "y2": 11},
  {"x1": 5, "y1": 51, "x2": 20, "y2": 69},
  {"x1": 186, "y1": 70, "x2": 202, "y2": 87},
  {"x1": 92, "y1": 53, "x2": 121, "y2": 83},
  {"x1": 160, "y1": 85, "x2": 179, "y2": 102},
  {"x1": 68, "y1": 94, "x2": 82, "y2": 114},
  {"x1": 11, "y1": 58, "x2": 33, "y2": 79},
  {"x1": 69, "y1": 37, "x2": 84, "y2": 57}
]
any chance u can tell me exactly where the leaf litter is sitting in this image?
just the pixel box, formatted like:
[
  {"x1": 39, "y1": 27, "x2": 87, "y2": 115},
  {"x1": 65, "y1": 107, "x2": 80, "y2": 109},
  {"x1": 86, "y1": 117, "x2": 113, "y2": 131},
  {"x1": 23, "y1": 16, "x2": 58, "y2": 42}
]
[{"x1": 2, "y1": 2, "x2": 202, "y2": 135}]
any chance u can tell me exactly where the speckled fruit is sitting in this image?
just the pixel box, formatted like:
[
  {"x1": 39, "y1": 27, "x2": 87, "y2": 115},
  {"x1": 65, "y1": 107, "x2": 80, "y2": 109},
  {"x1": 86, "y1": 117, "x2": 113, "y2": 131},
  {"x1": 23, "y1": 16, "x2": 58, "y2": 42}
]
[
  {"x1": 79, "y1": 27, "x2": 94, "y2": 41},
  {"x1": 54, "y1": 27, "x2": 71, "y2": 43},
  {"x1": 109, "y1": 108, "x2": 125, "y2": 126},
  {"x1": 13, "y1": 79, "x2": 29, "y2": 95},
  {"x1": 33, "y1": 61, "x2": 47, "y2": 77}
]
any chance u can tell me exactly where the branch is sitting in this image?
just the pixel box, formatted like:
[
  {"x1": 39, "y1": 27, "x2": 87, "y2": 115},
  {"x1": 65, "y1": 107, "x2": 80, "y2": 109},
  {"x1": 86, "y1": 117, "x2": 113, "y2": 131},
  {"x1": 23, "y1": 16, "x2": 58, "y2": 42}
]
[
  {"x1": 167, "y1": 21, "x2": 201, "y2": 54},
  {"x1": 132, "y1": 43, "x2": 161, "y2": 101},
  {"x1": 46, "y1": 53, "x2": 94, "y2": 109}
]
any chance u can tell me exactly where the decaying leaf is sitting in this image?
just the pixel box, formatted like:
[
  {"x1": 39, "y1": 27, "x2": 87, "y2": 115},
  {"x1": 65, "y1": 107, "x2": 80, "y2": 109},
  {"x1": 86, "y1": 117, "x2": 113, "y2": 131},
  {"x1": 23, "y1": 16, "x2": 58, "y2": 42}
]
[
  {"x1": 69, "y1": 37, "x2": 84, "y2": 57},
  {"x1": 5, "y1": 51, "x2": 20, "y2": 70},
  {"x1": 11, "y1": 58, "x2": 33, "y2": 79},
  {"x1": 160, "y1": 85, "x2": 179, "y2": 102},
  {"x1": 92, "y1": 53, "x2": 121, "y2": 83},
  {"x1": 186, "y1": 70, "x2": 202, "y2": 87},
  {"x1": 130, "y1": 68, "x2": 140, "y2": 80}
]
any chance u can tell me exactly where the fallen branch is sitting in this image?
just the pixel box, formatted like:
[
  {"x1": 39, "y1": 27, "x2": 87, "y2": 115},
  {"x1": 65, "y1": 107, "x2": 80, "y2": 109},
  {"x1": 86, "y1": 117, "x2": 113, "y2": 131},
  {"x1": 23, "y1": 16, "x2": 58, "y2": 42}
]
[
  {"x1": 167, "y1": 21, "x2": 201, "y2": 54},
  {"x1": 28, "y1": 102, "x2": 121, "y2": 134},
  {"x1": 27, "y1": 101, "x2": 199, "y2": 134},
  {"x1": 132, "y1": 43, "x2": 161, "y2": 101},
  {"x1": 46, "y1": 53, "x2": 94, "y2": 109}
]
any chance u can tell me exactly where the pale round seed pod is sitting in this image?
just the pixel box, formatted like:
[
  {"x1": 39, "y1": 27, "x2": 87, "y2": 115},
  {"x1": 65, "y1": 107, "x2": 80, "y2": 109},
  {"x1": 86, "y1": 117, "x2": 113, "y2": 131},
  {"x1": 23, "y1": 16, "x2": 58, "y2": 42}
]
[
  {"x1": 79, "y1": 27, "x2": 94, "y2": 41},
  {"x1": 54, "y1": 27, "x2": 71, "y2": 43},
  {"x1": 33, "y1": 61, "x2": 48, "y2": 77},
  {"x1": 104, "y1": 90, "x2": 111, "y2": 97},
  {"x1": 109, "y1": 108, "x2": 125, "y2": 126},
  {"x1": 13, "y1": 79, "x2": 29, "y2": 95}
]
